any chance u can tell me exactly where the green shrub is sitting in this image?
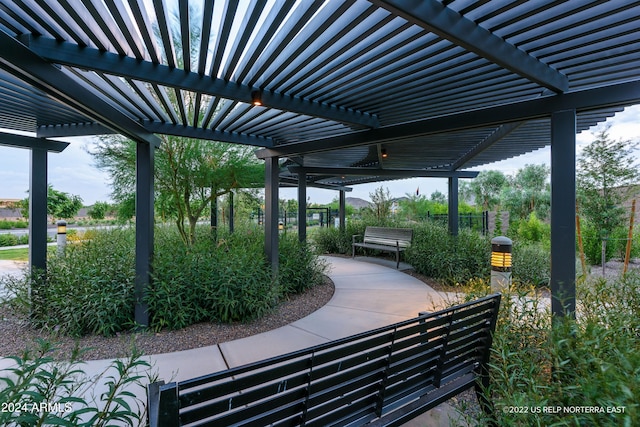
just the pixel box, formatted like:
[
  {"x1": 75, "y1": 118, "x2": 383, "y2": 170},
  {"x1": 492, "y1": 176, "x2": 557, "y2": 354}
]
[
  {"x1": 149, "y1": 225, "x2": 327, "y2": 329},
  {"x1": 279, "y1": 233, "x2": 328, "y2": 294},
  {"x1": 0, "y1": 340, "x2": 150, "y2": 427},
  {"x1": 14, "y1": 220, "x2": 28, "y2": 229},
  {"x1": 458, "y1": 274, "x2": 640, "y2": 426},
  {"x1": 405, "y1": 222, "x2": 490, "y2": 285},
  {"x1": 0, "y1": 220, "x2": 12, "y2": 229},
  {"x1": 580, "y1": 222, "x2": 625, "y2": 265},
  {"x1": 311, "y1": 220, "x2": 367, "y2": 254},
  {"x1": 511, "y1": 242, "x2": 550, "y2": 286},
  {"x1": 515, "y1": 212, "x2": 550, "y2": 247},
  {"x1": 30, "y1": 228, "x2": 136, "y2": 336},
  {"x1": 149, "y1": 226, "x2": 276, "y2": 327},
  {"x1": 4, "y1": 225, "x2": 328, "y2": 334},
  {"x1": 0, "y1": 233, "x2": 19, "y2": 247}
]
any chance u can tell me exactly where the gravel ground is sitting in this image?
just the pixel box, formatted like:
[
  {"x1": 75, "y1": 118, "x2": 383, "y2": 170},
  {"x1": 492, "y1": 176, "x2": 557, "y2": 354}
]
[{"x1": 0, "y1": 277, "x2": 334, "y2": 361}]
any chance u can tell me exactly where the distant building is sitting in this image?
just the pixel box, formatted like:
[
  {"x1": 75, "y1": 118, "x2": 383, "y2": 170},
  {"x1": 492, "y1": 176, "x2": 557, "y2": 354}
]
[{"x1": 0, "y1": 198, "x2": 21, "y2": 209}]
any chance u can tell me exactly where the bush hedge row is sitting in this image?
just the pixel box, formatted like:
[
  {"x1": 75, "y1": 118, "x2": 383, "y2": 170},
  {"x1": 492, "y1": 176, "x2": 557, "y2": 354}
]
[
  {"x1": 2, "y1": 225, "x2": 327, "y2": 336},
  {"x1": 312, "y1": 220, "x2": 549, "y2": 287},
  {"x1": 459, "y1": 273, "x2": 640, "y2": 426}
]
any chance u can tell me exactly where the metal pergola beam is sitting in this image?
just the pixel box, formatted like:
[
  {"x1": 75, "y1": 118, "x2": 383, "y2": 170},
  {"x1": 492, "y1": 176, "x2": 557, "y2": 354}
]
[
  {"x1": 287, "y1": 166, "x2": 479, "y2": 178},
  {"x1": 0, "y1": 31, "x2": 159, "y2": 148},
  {"x1": 279, "y1": 177, "x2": 353, "y2": 192},
  {"x1": 25, "y1": 37, "x2": 379, "y2": 129},
  {"x1": 143, "y1": 122, "x2": 274, "y2": 147},
  {"x1": 0, "y1": 131, "x2": 69, "y2": 152},
  {"x1": 449, "y1": 122, "x2": 524, "y2": 170},
  {"x1": 372, "y1": 0, "x2": 568, "y2": 93},
  {"x1": 37, "y1": 121, "x2": 275, "y2": 147},
  {"x1": 37, "y1": 123, "x2": 115, "y2": 138},
  {"x1": 257, "y1": 80, "x2": 640, "y2": 159}
]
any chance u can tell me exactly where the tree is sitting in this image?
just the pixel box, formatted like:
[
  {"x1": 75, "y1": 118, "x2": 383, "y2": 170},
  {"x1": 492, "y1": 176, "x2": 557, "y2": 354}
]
[
  {"x1": 467, "y1": 170, "x2": 508, "y2": 210},
  {"x1": 91, "y1": 136, "x2": 264, "y2": 245},
  {"x1": 501, "y1": 164, "x2": 551, "y2": 220},
  {"x1": 20, "y1": 185, "x2": 83, "y2": 220},
  {"x1": 87, "y1": 201, "x2": 110, "y2": 220},
  {"x1": 430, "y1": 190, "x2": 447, "y2": 205},
  {"x1": 367, "y1": 186, "x2": 393, "y2": 221},
  {"x1": 399, "y1": 193, "x2": 429, "y2": 220},
  {"x1": 577, "y1": 128, "x2": 639, "y2": 260}
]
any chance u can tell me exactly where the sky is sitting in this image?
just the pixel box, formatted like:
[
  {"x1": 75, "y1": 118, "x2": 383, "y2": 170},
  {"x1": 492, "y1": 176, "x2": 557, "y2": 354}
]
[{"x1": 1, "y1": 105, "x2": 639, "y2": 206}]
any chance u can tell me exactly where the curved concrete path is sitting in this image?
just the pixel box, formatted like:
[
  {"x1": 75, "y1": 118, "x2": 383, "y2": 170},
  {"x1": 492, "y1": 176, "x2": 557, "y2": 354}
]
[
  {"x1": 132, "y1": 256, "x2": 451, "y2": 382},
  {"x1": 1, "y1": 256, "x2": 467, "y2": 425}
]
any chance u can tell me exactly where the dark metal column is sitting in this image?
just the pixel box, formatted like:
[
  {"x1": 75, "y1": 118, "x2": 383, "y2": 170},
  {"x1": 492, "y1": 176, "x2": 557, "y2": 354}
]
[
  {"x1": 339, "y1": 190, "x2": 346, "y2": 231},
  {"x1": 448, "y1": 177, "x2": 459, "y2": 236},
  {"x1": 265, "y1": 157, "x2": 279, "y2": 273},
  {"x1": 550, "y1": 110, "x2": 577, "y2": 318},
  {"x1": 229, "y1": 191, "x2": 234, "y2": 233},
  {"x1": 297, "y1": 172, "x2": 307, "y2": 242},
  {"x1": 210, "y1": 195, "x2": 217, "y2": 238},
  {"x1": 29, "y1": 148, "x2": 47, "y2": 274},
  {"x1": 135, "y1": 141, "x2": 154, "y2": 328}
]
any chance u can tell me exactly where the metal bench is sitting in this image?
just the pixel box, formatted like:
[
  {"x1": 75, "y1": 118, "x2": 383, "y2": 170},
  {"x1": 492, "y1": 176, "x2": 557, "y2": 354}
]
[
  {"x1": 147, "y1": 294, "x2": 501, "y2": 427},
  {"x1": 352, "y1": 226, "x2": 413, "y2": 269}
]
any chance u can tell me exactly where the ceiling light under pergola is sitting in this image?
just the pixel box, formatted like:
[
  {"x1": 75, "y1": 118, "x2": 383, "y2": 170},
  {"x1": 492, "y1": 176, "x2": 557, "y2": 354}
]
[{"x1": 251, "y1": 90, "x2": 263, "y2": 106}]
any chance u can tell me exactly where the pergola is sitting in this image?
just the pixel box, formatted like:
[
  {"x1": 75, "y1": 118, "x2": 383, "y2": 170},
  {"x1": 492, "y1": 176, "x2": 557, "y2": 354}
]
[{"x1": 1, "y1": 1, "x2": 639, "y2": 327}]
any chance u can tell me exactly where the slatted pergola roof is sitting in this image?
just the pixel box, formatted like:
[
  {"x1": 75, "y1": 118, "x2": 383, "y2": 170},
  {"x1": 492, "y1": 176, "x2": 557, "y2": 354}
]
[{"x1": 0, "y1": 0, "x2": 639, "y2": 188}]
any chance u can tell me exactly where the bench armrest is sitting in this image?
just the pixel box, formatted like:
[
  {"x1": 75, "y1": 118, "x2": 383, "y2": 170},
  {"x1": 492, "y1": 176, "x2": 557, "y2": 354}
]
[{"x1": 352, "y1": 234, "x2": 362, "y2": 243}]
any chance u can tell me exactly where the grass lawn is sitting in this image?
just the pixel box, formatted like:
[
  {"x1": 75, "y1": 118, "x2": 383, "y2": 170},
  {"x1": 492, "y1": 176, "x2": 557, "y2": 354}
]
[{"x1": 0, "y1": 248, "x2": 29, "y2": 261}]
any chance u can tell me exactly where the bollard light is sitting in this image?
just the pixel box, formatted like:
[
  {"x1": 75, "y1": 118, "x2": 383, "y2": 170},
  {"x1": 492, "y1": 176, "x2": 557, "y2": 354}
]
[
  {"x1": 491, "y1": 249, "x2": 512, "y2": 269},
  {"x1": 490, "y1": 236, "x2": 512, "y2": 293},
  {"x1": 56, "y1": 220, "x2": 67, "y2": 256},
  {"x1": 278, "y1": 221, "x2": 284, "y2": 231}
]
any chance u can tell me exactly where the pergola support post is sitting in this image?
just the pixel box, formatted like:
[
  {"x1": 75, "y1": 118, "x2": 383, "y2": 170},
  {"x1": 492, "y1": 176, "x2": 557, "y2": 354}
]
[
  {"x1": 550, "y1": 110, "x2": 577, "y2": 318},
  {"x1": 211, "y1": 194, "x2": 217, "y2": 238},
  {"x1": 28, "y1": 148, "x2": 48, "y2": 275},
  {"x1": 448, "y1": 177, "x2": 459, "y2": 236},
  {"x1": 297, "y1": 172, "x2": 307, "y2": 242},
  {"x1": 229, "y1": 191, "x2": 234, "y2": 233},
  {"x1": 339, "y1": 190, "x2": 346, "y2": 231},
  {"x1": 135, "y1": 141, "x2": 154, "y2": 328},
  {"x1": 265, "y1": 157, "x2": 279, "y2": 274}
]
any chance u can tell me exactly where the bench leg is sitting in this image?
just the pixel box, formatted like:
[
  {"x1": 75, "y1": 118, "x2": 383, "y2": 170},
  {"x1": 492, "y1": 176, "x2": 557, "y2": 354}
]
[
  {"x1": 475, "y1": 376, "x2": 497, "y2": 427},
  {"x1": 352, "y1": 245, "x2": 355, "y2": 258},
  {"x1": 396, "y1": 249, "x2": 400, "y2": 269}
]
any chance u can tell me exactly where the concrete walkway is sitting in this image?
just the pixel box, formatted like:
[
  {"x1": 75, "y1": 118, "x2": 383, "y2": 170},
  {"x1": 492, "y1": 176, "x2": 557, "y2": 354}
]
[{"x1": 0, "y1": 255, "x2": 470, "y2": 426}]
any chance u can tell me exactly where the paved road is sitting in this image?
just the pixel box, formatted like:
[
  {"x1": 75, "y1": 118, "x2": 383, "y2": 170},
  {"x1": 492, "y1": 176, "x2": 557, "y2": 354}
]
[{"x1": 0, "y1": 224, "x2": 119, "y2": 239}]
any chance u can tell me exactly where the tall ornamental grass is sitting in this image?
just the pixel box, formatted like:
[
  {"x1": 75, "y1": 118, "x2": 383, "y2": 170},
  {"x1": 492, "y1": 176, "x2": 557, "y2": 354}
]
[
  {"x1": 459, "y1": 273, "x2": 639, "y2": 426},
  {"x1": 405, "y1": 222, "x2": 490, "y2": 285},
  {"x1": 6, "y1": 228, "x2": 136, "y2": 336},
  {"x1": 149, "y1": 226, "x2": 277, "y2": 328},
  {"x1": 1, "y1": 225, "x2": 327, "y2": 335}
]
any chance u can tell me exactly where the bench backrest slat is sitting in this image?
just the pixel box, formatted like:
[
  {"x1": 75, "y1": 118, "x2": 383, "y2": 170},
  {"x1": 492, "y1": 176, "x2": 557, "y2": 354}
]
[
  {"x1": 149, "y1": 294, "x2": 501, "y2": 427},
  {"x1": 363, "y1": 227, "x2": 413, "y2": 247}
]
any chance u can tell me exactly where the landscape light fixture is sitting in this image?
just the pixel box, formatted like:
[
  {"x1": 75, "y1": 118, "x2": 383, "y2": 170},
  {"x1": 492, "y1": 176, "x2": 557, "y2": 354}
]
[
  {"x1": 381, "y1": 148, "x2": 388, "y2": 158},
  {"x1": 251, "y1": 90, "x2": 263, "y2": 106}
]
